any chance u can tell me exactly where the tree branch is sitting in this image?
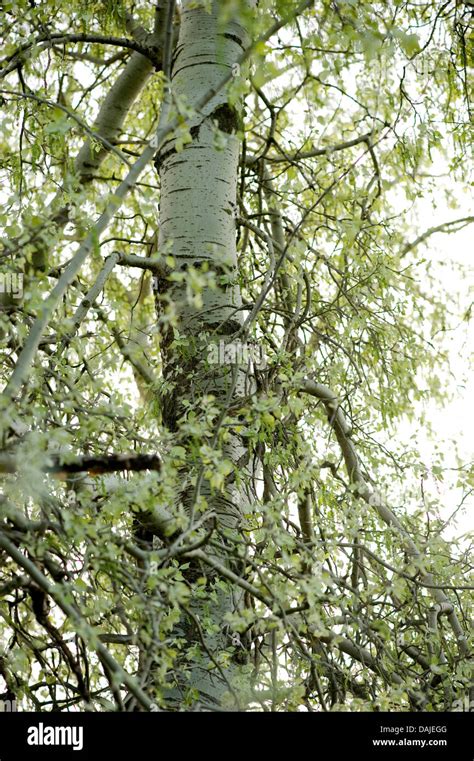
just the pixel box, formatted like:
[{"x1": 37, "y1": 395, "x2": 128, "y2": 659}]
[
  {"x1": 0, "y1": 451, "x2": 161, "y2": 476},
  {"x1": 0, "y1": 530, "x2": 156, "y2": 711},
  {"x1": 246, "y1": 131, "x2": 375, "y2": 165},
  {"x1": 299, "y1": 378, "x2": 470, "y2": 660},
  {"x1": 402, "y1": 216, "x2": 474, "y2": 257},
  {"x1": 0, "y1": 33, "x2": 158, "y2": 80}
]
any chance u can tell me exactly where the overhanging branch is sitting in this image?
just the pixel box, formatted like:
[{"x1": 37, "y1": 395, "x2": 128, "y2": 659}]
[
  {"x1": 0, "y1": 451, "x2": 161, "y2": 476},
  {"x1": 299, "y1": 378, "x2": 470, "y2": 660},
  {"x1": 0, "y1": 530, "x2": 156, "y2": 711}
]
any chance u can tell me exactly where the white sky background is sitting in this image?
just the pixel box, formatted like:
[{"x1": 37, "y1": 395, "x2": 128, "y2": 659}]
[{"x1": 392, "y1": 194, "x2": 473, "y2": 540}]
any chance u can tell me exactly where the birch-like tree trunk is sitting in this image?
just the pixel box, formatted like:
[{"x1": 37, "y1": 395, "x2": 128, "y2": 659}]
[{"x1": 154, "y1": 0, "x2": 256, "y2": 710}]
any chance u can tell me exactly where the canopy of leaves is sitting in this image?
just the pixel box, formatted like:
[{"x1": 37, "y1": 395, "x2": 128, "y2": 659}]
[{"x1": 0, "y1": 0, "x2": 472, "y2": 712}]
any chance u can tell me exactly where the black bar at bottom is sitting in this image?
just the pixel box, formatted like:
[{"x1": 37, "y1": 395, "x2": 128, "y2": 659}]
[{"x1": 0, "y1": 711, "x2": 471, "y2": 759}]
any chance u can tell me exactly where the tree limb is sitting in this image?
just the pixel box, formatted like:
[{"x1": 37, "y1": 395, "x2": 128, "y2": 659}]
[
  {"x1": 0, "y1": 451, "x2": 161, "y2": 476},
  {"x1": 299, "y1": 378, "x2": 470, "y2": 660},
  {"x1": 0, "y1": 530, "x2": 156, "y2": 711}
]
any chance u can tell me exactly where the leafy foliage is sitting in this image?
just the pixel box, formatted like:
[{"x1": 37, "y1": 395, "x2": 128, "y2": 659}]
[{"x1": 0, "y1": 0, "x2": 472, "y2": 712}]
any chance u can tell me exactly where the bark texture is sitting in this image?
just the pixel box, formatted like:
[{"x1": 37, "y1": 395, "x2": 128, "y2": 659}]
[
  {"x1": 74, "y1": 50, "x2": 156, "y2": 181},
  {"x1": 154, "y1": 0, "x2": 256, "y2": 710}
]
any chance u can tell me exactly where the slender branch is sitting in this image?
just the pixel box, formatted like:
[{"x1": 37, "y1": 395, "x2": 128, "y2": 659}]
[
  {"x1": 336, "y1": 542, "x2": 474, "y2": 591},
  {"x1": 402, "y1": 216, "x2": 474, "y2": 257},
  {"x1": 246, "y1": 131, "x2": 375, "y2": 165},
  {"x1": 0, "y1": 451, "x2": 161, "y2": 476},
  {"x1": 0, "y1": 531, "x2": 156, "y2": 711},
  {"x1": 299, "y1": 378, "x2": 470, "y2": 659},
  {"x1": 117, "y1": 252, "x2": 164, "y2": 270},
  {"x1": 0, "y1": 33, "x2": 157, "y2": 80},
  {"x1": 62, "y1": 253, "x2": 121, "y2": 346}
]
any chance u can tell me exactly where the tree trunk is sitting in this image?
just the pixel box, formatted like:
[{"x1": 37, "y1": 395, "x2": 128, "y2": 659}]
[{"x1": 154, "y1": 0, "x2": 256, "y2": 710}]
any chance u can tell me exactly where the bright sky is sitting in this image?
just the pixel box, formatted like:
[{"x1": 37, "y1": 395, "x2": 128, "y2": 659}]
[{"x1": 388, "y1": 189, "x2": 473, "y2": 540}]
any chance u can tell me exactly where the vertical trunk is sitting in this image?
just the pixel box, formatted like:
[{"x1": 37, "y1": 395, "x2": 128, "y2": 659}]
[{"x1": 154, "y1": 0, "x2": 255, "y2": 710}]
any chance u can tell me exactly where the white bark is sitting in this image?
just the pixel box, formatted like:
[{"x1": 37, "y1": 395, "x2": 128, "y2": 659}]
[
  {"x1": 156, "y1": 0, "x2": 254, "y2": 486},
  {"x1": 75, "y1": 51, "x2": 155, "y2": 181},
  {"x1": 157, "y1": 6, "x2": 247, "y2": 334},
  {"x1": 154, "y1": 0, "x2": 256, "y2": 710}
]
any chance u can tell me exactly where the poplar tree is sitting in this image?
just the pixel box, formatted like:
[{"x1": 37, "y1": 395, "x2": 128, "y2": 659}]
[{"x1": 0, "y1": 0, "x2": 472, "y2": 712}]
